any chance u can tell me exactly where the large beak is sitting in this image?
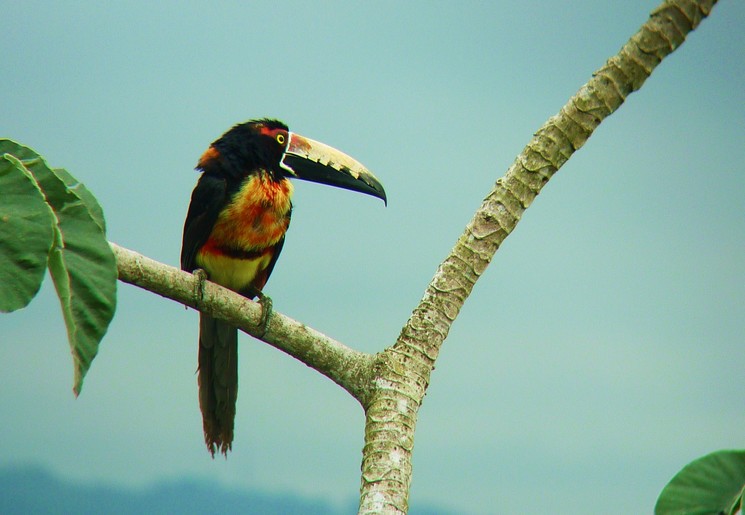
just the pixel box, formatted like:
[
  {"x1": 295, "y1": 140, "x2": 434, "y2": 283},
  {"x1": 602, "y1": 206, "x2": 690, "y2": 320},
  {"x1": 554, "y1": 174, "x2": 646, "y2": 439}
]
[{"x1": 279, "y1": 132, "x2": 387, "y2": 205}]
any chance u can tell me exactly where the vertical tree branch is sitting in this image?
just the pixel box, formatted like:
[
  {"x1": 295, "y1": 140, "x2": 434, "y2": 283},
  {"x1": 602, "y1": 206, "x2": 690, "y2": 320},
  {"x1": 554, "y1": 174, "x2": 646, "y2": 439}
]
[
  {"x1": 101, "y1": 1, "x2": 718, "y2": 511},
  {"x1": 357, "y1": 1, "x2": 717, "y2": 512}
]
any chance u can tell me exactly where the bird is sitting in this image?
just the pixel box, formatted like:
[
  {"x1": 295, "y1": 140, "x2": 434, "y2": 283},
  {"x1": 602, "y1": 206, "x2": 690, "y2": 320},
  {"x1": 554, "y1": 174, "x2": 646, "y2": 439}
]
[{"x1": 180, "y1": 119, "x2": 386, "y2": 456}]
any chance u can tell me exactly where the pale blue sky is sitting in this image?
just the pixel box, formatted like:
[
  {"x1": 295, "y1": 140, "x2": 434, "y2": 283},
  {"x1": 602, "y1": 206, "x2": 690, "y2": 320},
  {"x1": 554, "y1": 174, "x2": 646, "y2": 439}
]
[{"x1": 2, "y1": 1, "x2": 744, "y2": 513}]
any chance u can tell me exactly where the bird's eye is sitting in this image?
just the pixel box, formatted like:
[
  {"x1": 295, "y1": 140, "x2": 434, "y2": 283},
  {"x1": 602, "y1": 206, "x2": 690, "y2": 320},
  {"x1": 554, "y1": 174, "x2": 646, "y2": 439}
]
[{"x1": 276, "y1": 134, "x2": 286, "y2": 145}]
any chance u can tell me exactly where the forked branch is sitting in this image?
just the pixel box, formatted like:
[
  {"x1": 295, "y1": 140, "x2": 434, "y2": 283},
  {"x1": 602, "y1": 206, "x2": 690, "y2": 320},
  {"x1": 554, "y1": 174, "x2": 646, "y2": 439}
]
[
  {"x1": 358, "y1": 1, "x2": 718, "y2": 512},
  {"x1": 108, "y1": 2, "x2": 718, "y2": 512}
]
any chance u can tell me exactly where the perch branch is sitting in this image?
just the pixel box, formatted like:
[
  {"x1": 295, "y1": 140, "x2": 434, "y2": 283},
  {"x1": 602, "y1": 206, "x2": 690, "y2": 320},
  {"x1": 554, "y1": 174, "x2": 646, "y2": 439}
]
[{"x1": 110, "y1": 242, "x2": 375, "y2": 403}]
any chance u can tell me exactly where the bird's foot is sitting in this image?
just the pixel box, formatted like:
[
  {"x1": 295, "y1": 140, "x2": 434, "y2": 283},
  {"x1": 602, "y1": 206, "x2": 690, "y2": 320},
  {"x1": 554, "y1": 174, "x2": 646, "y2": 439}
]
[
  {"x1": 252, "y1": 290, "x2": 273, "y2": 338},
  {"x1": 193, "y1": 268, "x2": 208, "y2": 305}
]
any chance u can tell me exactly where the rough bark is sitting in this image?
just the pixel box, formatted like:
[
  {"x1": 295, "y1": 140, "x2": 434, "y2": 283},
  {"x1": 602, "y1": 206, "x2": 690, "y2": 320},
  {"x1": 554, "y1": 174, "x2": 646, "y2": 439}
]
[
  {"x1": 108, "y1": 1, "x2": 718, "y2": 513},
  {"x1": 357, "y1": 1, "x2": 717, "y2": 512}
]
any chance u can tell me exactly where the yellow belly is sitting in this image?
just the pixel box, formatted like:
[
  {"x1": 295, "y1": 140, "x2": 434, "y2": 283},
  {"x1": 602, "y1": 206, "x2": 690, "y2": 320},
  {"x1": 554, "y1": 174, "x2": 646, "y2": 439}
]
[{"x1": 196, "y1": 250, "x2": 273, "y2": 292}]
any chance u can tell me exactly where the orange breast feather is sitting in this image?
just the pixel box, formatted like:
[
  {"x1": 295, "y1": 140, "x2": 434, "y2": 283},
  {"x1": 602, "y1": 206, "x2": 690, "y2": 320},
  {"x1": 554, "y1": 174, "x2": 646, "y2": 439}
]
[
  {"x1": 211, "y1": 174, "x2": 292, "y2": 250},
  {"x1": 196, "y1": 173, "x2": 293, "y2": 292}
]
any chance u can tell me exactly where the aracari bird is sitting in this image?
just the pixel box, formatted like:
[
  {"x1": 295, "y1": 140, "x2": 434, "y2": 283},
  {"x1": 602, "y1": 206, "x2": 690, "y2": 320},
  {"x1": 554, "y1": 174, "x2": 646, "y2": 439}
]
[{"x1": 181, "y1": 119, "x2": 386, "y2": 456}]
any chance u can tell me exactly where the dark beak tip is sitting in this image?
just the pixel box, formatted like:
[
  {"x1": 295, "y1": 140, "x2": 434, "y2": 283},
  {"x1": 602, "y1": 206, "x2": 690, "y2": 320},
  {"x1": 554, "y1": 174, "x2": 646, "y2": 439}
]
[
  {"x1": 364, "y1": 176, "x2": 387, "y2": 206},
  {"x1": 370, "y1": 183, "x2": 387, "y2": 206}
]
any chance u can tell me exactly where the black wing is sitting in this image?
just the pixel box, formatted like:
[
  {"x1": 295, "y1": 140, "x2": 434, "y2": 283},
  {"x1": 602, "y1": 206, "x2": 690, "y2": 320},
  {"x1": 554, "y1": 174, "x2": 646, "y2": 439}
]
[
  {"x1": 181, "y1": 173, "x2": 229, "y2": 272},
  {"x1": 261, "y1": 202, "x2": 291, "y2": 288}
]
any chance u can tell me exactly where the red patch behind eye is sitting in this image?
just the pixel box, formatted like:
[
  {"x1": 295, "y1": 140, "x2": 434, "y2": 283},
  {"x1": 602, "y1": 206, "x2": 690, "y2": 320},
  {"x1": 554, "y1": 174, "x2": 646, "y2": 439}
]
[{"x1": 259, "y1": 126, "x2": 288, "y2": 142}]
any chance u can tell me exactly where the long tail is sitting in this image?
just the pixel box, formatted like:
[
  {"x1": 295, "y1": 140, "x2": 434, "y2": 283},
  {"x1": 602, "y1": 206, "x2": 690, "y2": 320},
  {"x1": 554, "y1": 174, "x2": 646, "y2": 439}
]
[{"x1": 198, "y1": 314, "x2": 238, "y2": 457}]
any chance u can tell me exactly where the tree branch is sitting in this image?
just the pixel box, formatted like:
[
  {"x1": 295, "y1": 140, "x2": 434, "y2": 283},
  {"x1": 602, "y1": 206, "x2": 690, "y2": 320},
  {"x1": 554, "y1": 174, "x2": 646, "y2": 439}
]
[
  {"x1": 358, "y1": 0, "x2": 718, "y2": 512},
  {"x1": 110, "y1": 242, "x2": 375, "y2": 403},
  {"x1": 102, "y1": 3, "x2": 719, "y2": 512}
]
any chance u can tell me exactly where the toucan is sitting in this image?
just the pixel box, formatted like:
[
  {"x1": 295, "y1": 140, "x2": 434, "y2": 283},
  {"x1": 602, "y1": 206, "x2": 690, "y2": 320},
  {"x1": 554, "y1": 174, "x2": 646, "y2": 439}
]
[{"x1": 181, "y1": 119, "x2": 386, "y2": 456}]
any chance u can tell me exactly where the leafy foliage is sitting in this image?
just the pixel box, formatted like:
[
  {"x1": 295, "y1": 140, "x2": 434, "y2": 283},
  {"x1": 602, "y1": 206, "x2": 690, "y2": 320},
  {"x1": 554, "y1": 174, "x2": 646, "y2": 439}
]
[
  {"x1": 0, "y1": 154, "x2": 56, "y2": 312},
  {"x1": 655, "y1": 450, "x2": 745, "y2": 515},
  {"x1": 0, "y1": 140, "x2": 117, "y2": 395}
]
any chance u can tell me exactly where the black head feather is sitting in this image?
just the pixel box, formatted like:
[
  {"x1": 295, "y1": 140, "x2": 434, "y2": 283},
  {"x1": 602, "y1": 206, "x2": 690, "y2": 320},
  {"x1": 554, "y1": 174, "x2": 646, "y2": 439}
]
[{"x1": 200, "y1": 119, "x2": 289, "y2": 180}]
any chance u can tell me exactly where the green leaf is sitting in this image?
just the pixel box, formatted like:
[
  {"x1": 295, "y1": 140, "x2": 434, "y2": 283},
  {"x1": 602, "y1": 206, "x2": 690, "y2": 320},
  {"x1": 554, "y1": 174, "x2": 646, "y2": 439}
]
[
  {"x1": 53, "y1": 167, "x2": 106, "y2": 233},
  {"x1": 0, "y1": 154, "x2": 56, "y2": 312},
  {"x1": 655, "y1": 449, "x2": 745, "y2": 515},
  {"x1": 0, "y1": 139, "x2": 117, "y2": 396}
]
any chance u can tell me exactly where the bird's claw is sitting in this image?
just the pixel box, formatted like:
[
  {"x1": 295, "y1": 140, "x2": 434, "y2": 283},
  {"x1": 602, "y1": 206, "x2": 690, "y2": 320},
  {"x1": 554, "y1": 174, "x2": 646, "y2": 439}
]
[
  {"x1": 253, "y1": 290, "x2": 273, "y2": 338},
  {"x1": 193, "y1": 268, "x2": 208, "y2": 305}
]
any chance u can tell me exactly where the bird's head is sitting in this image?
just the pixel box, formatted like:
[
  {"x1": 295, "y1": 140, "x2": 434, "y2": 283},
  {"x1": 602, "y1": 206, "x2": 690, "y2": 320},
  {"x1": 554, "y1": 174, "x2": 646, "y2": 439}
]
[{"x1": 198, "y1": 119, "x2": 386, "y2": 204}]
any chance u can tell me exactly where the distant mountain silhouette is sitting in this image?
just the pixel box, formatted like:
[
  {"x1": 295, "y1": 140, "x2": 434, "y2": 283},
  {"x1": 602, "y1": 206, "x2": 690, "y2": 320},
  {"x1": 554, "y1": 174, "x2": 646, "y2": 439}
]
[{"x1": 0, "y1": 465, "x2": 456, "y2": 514}]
